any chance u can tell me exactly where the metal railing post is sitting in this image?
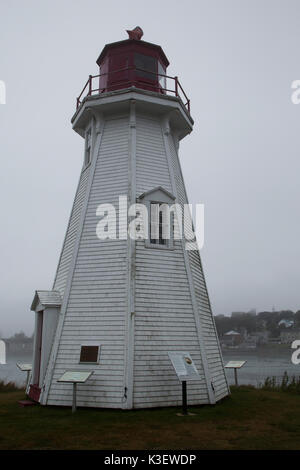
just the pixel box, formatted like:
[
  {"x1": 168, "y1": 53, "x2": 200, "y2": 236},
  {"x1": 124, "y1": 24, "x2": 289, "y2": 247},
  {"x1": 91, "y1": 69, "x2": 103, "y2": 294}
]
[
  {"x1": 75, "y1": 70, "x2": 190, "y2": 114},
  {"x1": 175, "y1": 76, "x2": 178, "y2": 97},
  {"x1": 88, "y1": 75, "x2": 92, "y2": 96}
]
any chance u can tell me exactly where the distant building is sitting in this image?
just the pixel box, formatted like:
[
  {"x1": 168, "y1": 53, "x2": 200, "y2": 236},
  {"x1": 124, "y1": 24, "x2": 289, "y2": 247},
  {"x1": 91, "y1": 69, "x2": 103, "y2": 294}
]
[
  {"x1": 280, "y1": 330, "x2": 300, "y2": 344},
  {"x1": 278, "y1": 319, "x2": 294, "y2": 328},
  {"x1": 247, "y1": 309, "x2": 257, "y2": 316},
  {"x1": 231, "y1": 309, "x2": 256, "y2": 318},
  {"x1": 247, "y1": 330, "x2": 269, "y2": 345},
  {"x1": 4, "y1": 336, "x2": 33, "y2": 354},
  {"x1": 221, "y1": 330, "x2": 243, "y2": 347},
  {"x1": 231, "y1": 312, "x2": 245, "y2": 318}
]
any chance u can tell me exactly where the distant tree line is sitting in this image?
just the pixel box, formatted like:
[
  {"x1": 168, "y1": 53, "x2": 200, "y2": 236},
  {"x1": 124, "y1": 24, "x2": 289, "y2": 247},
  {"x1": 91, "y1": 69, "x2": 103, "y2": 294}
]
[
  {"x1": 214, "y1": 310, "x2": 300, "y2": 338},
  {"x1": 3, "y1": 331, "x2": 33, "y2": 343}
]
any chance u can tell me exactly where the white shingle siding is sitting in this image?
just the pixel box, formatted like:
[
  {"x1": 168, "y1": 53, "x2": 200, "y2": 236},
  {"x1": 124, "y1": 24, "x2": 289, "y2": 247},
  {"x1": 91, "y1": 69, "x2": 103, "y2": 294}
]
[
  {"x1": 53, "y1": 165, "x2": 91, "y2": 295},
  {"x1": 168, "y1": 133, "x2": 229, "y2": 401},
  {"x1": 46, "y1": 117, "x2": 129, "y2": 408},
  {"x1": 133, "y1": 114, "x2": 209, "y2": 407},
  {"x1": 40, "y1": 104, "x2": 229, "y2": 409}
]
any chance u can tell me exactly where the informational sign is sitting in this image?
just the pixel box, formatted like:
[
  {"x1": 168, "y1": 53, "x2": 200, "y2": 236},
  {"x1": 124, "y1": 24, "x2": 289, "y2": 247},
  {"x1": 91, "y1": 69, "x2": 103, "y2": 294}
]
[
  {"x1": 225, "y1": 361, "x2": 246, "y2": 369},
  {"x1": 168, "y1": 352, "x2": 201, "y2": 382},
  {"x1": 57, "y1": 370, "x2": 94, "y2": 413},
  {"x1": 16, "y1": 363, "x2": 32, "y2": 371},
  {"x1": 57, "y1": 370, "x2": 94, "y2": 383}
]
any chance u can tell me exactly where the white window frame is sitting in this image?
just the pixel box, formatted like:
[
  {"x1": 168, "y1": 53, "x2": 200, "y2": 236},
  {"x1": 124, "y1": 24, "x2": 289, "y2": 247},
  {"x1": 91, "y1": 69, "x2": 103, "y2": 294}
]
[
  {"x1": 138, "y1": 187, "x2": 176, "y2": 251},
  {"x1": 79, "y1": 343, "x2": 101, "y2": 364},
  {"x1": 145, "y1": 200, "x2": 174, "y2": 250},
  {"x1": 84, "y1": 126, "x2": 93, "y2": 167}
]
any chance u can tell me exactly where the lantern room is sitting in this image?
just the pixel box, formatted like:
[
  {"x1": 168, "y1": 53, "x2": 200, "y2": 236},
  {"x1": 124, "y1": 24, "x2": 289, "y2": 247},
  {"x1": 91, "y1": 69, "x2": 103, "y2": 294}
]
[{"x1": 96, "y1": 27, "x2": 169, "y2": 94}]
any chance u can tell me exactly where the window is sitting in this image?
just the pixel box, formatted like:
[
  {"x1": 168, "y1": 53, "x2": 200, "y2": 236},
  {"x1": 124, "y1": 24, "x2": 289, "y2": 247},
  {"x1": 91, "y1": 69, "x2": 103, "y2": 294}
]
[
  {"x1": 84, "y1": 128, "x2": 92, "y2": 166},
  {"x1": 150, "y1": 203, "x2": 168, "y2": 245},
  {"x1": 149, "y1": 202, "x2": 174, "y2": 249},
  {"x1": 138, "y1": 187, "x2": 176, "y2": 250},
  {"x1": 158, "y1": 61, "x2": 166, "y2": 90},
  {"x1": 79, "y1": 345, "x2": 99, "y2": 363},
  {"x1": 134, "y1": 53, "x2": 157, "y2": 81}
]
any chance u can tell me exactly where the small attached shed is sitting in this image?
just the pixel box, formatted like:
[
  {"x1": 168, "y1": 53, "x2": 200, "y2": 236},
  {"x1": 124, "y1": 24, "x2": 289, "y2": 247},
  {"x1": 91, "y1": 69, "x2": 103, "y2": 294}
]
[{"x1": 29, "y1": 290, "x2": 61, "y2": 401}]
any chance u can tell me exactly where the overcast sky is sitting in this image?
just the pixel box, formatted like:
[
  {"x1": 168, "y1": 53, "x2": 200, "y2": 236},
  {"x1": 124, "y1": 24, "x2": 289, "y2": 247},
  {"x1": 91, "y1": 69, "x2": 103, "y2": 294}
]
[{"x1": 0, "y1": 0, "x2": 299, "y2": 336}]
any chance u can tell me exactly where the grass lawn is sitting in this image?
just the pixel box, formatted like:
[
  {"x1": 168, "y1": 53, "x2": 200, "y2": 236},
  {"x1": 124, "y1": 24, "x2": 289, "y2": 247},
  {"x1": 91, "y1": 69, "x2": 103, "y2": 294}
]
[{"x1": 0, "y1": 386, "x2": 299, "y2": 450}]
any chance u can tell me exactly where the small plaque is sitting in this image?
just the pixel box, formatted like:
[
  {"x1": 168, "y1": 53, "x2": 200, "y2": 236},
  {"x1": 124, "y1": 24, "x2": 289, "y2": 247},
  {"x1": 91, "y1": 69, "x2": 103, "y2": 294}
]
[
  {"x1": 57, "y1": 370, "x2": 94, "y2": 383},
  {"x1": 16, "y1": 363, "x2": 32, "y2": 371},
  {"x1": 225, "y1": 361, "x2": 246, "y2": 369},
  {"x1": 168, "y1": 352, "x2": 201, "y2": 381}
]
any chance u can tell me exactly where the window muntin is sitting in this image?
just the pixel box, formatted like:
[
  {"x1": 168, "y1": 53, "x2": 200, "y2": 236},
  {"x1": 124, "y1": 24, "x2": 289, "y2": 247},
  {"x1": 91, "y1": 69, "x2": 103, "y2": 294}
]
[
  {"x1": 79, "y1": 345, "x2": 99, "y2": 363},
  {"x1": 134, "y1": 53, "x2": 157, "y2": 81},
  {"x1": 149, "y1": 202, "x2": 173, "y2": 247}
]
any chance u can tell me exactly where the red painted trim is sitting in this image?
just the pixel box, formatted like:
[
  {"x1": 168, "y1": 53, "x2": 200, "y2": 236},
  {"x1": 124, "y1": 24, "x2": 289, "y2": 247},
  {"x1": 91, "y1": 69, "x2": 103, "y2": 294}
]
[
  {"x1": 76, "y1": 67, "x2": 190, "y2": 113},
  {"x1": 97, "y1": 39, "x2": 169, "y2": 67},
  {"x1": 28, "y1": 384, "x2": 41, "y2": 402}
]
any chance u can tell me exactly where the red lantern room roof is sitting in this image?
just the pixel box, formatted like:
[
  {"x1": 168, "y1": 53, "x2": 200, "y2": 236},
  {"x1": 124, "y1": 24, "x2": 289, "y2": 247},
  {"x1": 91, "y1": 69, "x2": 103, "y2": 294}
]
[
  {"x1": 75, "y1": 28, "x2": 191, "y2": 114},
  {"x1": 97, "y1": 26, "x2": 169, "y2": 67},
  {"x1": 96, "y1": 38, "x2": 169, "y2": 68}
]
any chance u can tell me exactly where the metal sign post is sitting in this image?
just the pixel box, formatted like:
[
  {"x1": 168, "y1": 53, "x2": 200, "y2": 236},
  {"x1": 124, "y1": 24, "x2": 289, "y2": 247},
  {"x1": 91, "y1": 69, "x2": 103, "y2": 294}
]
[
  {"x1": 72, "y1": 382, "x2": 77, "y2": 413},
  {"x1": 57, "y1": 371, "x2": 94, "y2": 413},
  {"x1": 168, "y1": 352, "x2": 201, "y2": 416},
  {"x1": 224, "y1": 361, "x2": 246, "y2": 386},
  {"x1": 16, "y1": 363, "x2": 32, "y2": 392},
  {"x1": 182, "y1": 381, "x2": 187, "y2": 415}
]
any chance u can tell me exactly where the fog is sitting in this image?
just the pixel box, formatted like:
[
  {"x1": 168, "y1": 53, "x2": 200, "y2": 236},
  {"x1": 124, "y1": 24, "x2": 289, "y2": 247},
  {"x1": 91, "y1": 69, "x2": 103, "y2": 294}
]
[{"x1": 0, "y1": 0, "x2": 299, "y2": 336}]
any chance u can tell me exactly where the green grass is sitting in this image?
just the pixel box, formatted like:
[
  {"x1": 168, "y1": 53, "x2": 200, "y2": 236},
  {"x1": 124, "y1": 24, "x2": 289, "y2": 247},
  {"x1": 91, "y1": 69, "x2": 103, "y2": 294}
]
[
  {"x1": 260, "y1": 371, "x2": 300, "y2": 393},
  {"x1": 0, "y1": 386, "x2": 300, "y2": 449}
]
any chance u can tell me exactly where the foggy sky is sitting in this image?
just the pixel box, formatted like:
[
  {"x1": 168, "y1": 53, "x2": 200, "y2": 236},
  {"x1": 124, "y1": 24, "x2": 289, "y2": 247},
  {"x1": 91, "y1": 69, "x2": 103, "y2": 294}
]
[{"x1": 0, "y1": 0, "x2": 299, "y2": 336}]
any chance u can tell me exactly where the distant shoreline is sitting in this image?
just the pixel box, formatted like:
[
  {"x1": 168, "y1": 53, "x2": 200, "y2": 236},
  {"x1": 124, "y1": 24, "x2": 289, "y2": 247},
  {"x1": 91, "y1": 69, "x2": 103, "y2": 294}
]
[{"x1": 222, "y1": 343, "x2": 292, "y2": 357}]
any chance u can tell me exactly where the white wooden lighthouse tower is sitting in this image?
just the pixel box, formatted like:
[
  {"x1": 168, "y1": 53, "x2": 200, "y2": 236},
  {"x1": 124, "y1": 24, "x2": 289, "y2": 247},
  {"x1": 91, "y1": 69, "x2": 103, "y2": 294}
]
[{"x1": 29, "y1": 28, "x2": 229, "y2": 408}]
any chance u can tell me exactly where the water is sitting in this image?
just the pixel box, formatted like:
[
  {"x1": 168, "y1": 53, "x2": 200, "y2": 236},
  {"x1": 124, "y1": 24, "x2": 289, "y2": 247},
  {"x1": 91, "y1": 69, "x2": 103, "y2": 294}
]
[
  {"x1": 0, "y1": 348, "x2": 299, "y2": 388},
  {"x1": 222, "y1": 346, "x2": 300, "y2": 386},
  {"x1": 0, "y1": 352, "x2": 33, "y2": 386}
]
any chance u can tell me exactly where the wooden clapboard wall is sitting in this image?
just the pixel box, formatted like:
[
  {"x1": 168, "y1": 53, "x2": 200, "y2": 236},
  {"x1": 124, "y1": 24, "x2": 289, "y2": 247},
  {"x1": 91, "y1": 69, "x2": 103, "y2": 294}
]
[
  {"x1": 41, "y1": 107, "x2": 229, "y2": 409},
  {"x1": 44, "y1": 117, "x2": 129, "y2": 407},
  {"x1": 167, "y1": 132, "x2": 229, "y2": 402}
]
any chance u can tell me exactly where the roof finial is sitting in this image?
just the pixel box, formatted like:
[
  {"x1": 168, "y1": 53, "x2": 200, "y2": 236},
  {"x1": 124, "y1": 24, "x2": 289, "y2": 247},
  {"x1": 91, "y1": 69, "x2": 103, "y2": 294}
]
[{"x1": 126, "y1": 26, "x2": 143, "y2": 40}]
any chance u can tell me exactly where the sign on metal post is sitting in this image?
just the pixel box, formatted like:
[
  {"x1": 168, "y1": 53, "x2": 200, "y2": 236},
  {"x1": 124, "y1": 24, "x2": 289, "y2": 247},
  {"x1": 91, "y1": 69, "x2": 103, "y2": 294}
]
[
  {"x1": 57, "y1": 371, "x2": 94, "y2": 413},
  {"x1": 225, "y1": 360, "x2": 246, "y2": 386},
  {"x1": 168, "y1": 352, "x2": 201, "y2": 415},
  {"x1": 168, "y1": 352, "x2": 200, "y2": 382},
  {"x1": 16, "y1": 363, "x2": 32, "y2": 392}
]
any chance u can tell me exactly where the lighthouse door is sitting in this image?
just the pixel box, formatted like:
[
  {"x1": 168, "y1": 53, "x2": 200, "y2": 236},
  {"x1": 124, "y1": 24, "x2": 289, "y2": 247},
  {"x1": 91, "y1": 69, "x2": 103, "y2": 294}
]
[
  {"x1": 29, "y1": 311, "x2": 43, "y2": 402},
  {"x1": 33, "y1": 311, "x2": 43, "y2": 386}
]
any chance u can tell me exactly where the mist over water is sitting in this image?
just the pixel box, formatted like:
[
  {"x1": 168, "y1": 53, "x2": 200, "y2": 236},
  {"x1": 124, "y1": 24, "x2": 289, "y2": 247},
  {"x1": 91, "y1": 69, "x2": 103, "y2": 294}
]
[
  {"x1": 1, "y1": 348, "x2": 298, "y2": 389},
  {"x1": 222, "y1": 346, "x2": 299, "y2": 386},
  {"x1": 0, "y1": 352, "x2": 33, "y2": 386}
]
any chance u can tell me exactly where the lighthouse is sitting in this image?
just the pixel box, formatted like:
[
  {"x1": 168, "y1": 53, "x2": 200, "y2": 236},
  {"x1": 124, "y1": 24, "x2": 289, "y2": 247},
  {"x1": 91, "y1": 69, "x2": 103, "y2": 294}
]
[{"x1": 29, "y1": 28, "x2": 229, "y2": 408}]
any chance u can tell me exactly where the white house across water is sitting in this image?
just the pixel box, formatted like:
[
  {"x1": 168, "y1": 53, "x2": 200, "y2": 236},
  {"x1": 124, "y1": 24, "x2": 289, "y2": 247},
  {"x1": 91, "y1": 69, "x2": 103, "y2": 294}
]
[{"x1": 29, "y1": 27, "x2": 230, "y2": 408}]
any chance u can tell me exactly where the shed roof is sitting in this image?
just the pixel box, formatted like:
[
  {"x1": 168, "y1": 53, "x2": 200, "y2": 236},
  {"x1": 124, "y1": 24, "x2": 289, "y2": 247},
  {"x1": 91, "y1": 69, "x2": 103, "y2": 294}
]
[
  {"x1": 31, "y1": 290, "x2": 62, "y2": 311},
  {"x1": 224, "y1": 330, "x2": 241, "y2": 336}
]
